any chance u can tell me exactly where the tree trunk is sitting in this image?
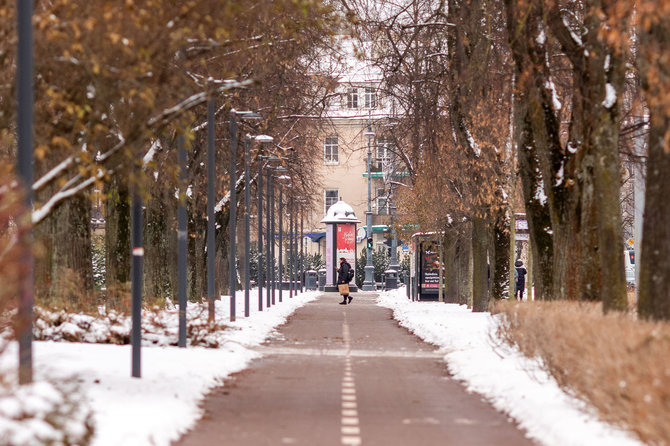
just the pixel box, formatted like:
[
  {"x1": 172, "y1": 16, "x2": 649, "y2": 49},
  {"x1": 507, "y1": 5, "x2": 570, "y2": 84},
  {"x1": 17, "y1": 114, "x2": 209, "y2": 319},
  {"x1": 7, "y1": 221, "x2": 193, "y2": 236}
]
[
  {"x1": 517, "y1": 117, "x2": 554, "y2": 300},
  {"x1": 472, "y1": 216, "x2": 489, "y2": 312},
  {"x1": 638, "y1": 116, "x2": 670, "y2": 319},
  {"x1": 445, "y1": 230, "x2": 459, "y2": 303},
  {"x1": 637, "y1": 9, "x2": 670, "y2": 320},
  {"x1": 144, "y1": 183, "x2": 177, "y2": 304},
  {"x1": 105, "y1": 180, "x2": 131, "y2": 285},
  {"x1": 188, "y1": 202, "x2": 207, "y2": 302},
  {"x1": 491, "y1": 206, "x2": 510, "y2": 300},
  {"x1": 215, "y1": 207, "x2": 230, "y2": 297},
  {"x1": 36, "y1": 194, "x2": 94, "y2": 310},
  {"x1": 457, "y1": 227, "x2": 472, "y2": 306}
]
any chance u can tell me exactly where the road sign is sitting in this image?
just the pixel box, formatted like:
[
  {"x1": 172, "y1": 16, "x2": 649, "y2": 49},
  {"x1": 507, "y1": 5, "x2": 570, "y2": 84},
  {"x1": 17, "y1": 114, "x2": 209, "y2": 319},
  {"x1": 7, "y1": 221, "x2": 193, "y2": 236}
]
[{"x1": 627, "y1": 238, "x2": 634, "y2": 247}]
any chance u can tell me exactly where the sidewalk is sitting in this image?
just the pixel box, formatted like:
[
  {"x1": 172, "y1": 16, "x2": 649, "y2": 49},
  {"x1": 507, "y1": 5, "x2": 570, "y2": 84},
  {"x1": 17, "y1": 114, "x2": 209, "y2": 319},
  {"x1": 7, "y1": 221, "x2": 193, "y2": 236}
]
[{"x1": 173, "y1": 292, "x2": 535, "y2": 446}]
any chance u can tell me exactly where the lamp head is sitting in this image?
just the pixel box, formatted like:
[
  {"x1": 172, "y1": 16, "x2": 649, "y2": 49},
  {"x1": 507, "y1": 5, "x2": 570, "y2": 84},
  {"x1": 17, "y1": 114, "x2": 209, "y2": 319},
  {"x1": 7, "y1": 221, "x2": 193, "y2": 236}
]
[
  {"x1": 255, "y1": 135, "x2": 274, "y2": 143},
  {"x1": 235, "y1": 110, "x2": 262, "y2": 120}
]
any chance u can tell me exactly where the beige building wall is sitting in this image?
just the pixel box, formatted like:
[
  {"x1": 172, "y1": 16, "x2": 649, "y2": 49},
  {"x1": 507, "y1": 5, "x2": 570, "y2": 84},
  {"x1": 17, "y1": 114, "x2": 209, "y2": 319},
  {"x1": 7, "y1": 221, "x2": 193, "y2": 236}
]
[{"x1": 304, "y1": 117, "x2": 390, "y2": 259}]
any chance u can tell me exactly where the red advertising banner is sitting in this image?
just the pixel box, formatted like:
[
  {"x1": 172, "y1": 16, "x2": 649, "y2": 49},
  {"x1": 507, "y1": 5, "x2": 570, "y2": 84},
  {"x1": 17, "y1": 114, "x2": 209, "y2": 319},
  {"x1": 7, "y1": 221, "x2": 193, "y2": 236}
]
[
  {"x1": 337, "y1": 224, "x2": 356, "y2": 251},
  {"x1": 336, "y1": 224, "x2": 356, "y2": 271}
]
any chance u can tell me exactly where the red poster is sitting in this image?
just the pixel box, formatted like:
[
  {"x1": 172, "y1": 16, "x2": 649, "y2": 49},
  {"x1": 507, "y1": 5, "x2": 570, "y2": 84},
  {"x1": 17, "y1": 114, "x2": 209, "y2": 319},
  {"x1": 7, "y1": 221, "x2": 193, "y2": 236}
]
[
  {"x1": 337, "y1": 224, "x2": 356, "y2": 251},
  {"x1": 336, "y1": 224, "x2": 356, "y2": 269}
]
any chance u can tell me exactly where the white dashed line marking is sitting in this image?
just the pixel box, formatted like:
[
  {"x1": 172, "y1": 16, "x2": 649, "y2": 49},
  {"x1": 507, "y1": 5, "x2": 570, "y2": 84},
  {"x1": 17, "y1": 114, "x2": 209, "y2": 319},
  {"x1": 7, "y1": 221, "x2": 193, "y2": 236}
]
[
  {"x1": 341, "y1": 426, "x2": 361, "y2": 435},
  {"x1": 341, "y1": 312, "x2": 362, "y2": 446}
]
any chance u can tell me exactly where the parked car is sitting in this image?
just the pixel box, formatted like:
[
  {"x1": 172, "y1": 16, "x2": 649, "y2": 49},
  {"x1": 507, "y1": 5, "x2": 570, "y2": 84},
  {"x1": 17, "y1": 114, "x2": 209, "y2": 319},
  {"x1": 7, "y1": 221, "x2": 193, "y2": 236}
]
[{"x1": 624, "y1": 249, "x2": 635, "y2": 287}]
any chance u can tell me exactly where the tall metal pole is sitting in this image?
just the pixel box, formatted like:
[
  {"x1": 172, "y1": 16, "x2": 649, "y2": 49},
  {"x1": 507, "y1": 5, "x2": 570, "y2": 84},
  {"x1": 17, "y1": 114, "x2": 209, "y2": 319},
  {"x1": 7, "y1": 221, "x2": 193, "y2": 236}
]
[
  {"x1": 389, "y1": 203, "x2": 400, "y2": 290},
  {"x1": 278, "y1": 184, "x2": 283, "y2": 303},
  {"x1": 289, "y1": 197, "x2": 294, "y2": 298},
  {"x1": 363, "y1": 119, "x2": 375, "y2": 291},
  {"x1": 300, "y1": 209, "x2": 304, "y2": 293},
  {"x1": 258, "y1": 159, "x2": 264, "y2": 311},
  {"x1": 229, "y1": 111, "x2": 238, "y2": 322},
  {"x1": 16, "y1": 0, "x2": 34, "y2": 385},
  {"x1": 131, "y1": 189, "x2": 143, "y2": 378},
  {"x1": 207, "y1": 99, "x2": 216, "y2": 322},
  {"x1": 266, "y1": 168, "x2": 272, "y2": 308},
  {"x1": 271, "y1": 174, "x2": 276, "y2": 305},
  {"x1": 244, "y1": 135, "x2": 251, "y2": 317},
  {"x1": 177, "y1": 135, "x2": 188, "y2": 347}
]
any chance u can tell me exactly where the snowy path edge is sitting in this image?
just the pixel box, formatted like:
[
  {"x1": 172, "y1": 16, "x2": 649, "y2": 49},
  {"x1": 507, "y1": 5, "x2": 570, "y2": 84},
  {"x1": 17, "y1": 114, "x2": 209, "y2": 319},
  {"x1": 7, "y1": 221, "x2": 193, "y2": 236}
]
[{"x1": 376, "y1": 289, "x2": 642, "y2": 446}]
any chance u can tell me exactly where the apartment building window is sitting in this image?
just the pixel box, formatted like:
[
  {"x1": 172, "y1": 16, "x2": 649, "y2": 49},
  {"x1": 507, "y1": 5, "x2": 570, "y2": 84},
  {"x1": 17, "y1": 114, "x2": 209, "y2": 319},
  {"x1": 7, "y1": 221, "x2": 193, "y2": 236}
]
[
  {"x1": 365, "y1": 87, "x2": 377, "y2": 109},
  {"x1": 376, "y1": 137, "x2": 393, "y2": 169},
  {"x1": 376, "y1": 188, "x2": 389, "y2": 215},
  {"x1": 324, "y1": 136, "x2": 339, "y2": 164},
  {"x1": 325, "y1": 189, "x2": 339, "y2": 213},
  {"x1": 346, "y1": 88, "x2": 359, "y2": 109}
]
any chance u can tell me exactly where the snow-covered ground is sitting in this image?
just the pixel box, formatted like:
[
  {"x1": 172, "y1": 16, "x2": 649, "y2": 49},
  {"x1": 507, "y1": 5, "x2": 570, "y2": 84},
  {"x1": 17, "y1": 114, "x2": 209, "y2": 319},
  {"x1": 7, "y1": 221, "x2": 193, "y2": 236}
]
[
  {"x1": 377, "y1": 288, "x2": 642, "y2": 446},
  {"x1": 0, "y1": 290, "x2": 318, "y2": 446},
  {"x1": 0, "y1": 288, "x2": 647, "y2": 446}
]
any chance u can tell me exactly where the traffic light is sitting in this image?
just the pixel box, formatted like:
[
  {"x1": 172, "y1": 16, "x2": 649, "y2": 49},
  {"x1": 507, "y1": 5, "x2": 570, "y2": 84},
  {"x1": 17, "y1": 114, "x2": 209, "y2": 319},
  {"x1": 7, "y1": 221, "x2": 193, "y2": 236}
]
[{"x1": 367, "y1": 237, "x2": 373, "y2": 250}]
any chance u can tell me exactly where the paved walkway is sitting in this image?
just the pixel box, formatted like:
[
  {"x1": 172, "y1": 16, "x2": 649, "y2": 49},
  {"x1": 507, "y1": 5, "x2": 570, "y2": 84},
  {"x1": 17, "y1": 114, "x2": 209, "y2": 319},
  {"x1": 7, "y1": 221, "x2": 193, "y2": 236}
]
[{"x1": 174, "y1": 292, "x2": 535, "y2": 446}]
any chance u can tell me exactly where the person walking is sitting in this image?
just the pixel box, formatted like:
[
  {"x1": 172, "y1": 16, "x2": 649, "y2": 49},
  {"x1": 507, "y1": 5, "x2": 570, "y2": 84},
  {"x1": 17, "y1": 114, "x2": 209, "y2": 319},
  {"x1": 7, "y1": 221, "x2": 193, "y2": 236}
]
[
  {"x1": 337, "y1": 257, "x2": 354, "y2": 305},
  {"x1": 514, "y1": 260, "x2": 527, "y2": 301}
]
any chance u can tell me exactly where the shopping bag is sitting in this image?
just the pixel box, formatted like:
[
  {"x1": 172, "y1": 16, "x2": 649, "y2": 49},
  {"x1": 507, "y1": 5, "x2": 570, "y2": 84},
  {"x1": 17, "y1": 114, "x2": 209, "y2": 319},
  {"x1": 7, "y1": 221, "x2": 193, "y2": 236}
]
[{"x1": 338, "y1": 283, "x2": 349, "y2": 295}]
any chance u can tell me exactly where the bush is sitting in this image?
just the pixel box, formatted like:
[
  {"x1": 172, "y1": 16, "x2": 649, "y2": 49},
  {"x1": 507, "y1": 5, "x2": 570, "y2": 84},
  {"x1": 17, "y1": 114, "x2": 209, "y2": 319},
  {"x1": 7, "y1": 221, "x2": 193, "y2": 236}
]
[
  {"x1": 494, "y1": 300, "x2": 670, "y2": 445},
  {"x1": 0, "y1": 379, "x2": 94, "y2": 445}
]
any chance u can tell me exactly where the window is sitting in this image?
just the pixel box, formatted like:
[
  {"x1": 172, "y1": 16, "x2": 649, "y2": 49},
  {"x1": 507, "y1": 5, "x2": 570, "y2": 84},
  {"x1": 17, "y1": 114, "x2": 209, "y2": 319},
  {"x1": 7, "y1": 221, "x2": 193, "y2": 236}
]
[
  {"x1": 324, "y1": 136, "x2": 339, "y2": 164},
  {"x1": 365, "y1": 87, "x2": 377, "y2": 109},
  {"x1": 375, "y1": 137, "x2": 393, "y2": 170},
  {"x1": 325, "y1": 189, "x2": 339, "y2": 213},
  {"x1": 346, "y1": 88, "x2": 358, "y2": 109},
  {"x1": 376, "y1": 188, "x2": 389, "y2": 215}
]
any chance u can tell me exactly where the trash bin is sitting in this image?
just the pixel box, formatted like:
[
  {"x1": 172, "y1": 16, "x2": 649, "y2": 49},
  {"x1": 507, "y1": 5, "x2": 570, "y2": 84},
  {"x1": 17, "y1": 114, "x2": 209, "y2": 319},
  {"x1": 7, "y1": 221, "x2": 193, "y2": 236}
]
[
  {"x1": 318, "y1": 268, "x2": 326, "y2": 291},
  {"x1": 305, "y1": 270, "x2": 317, "y2": 290},
  {"x1": 384, "y1": 269, "x2": 398, "y2": 290}
]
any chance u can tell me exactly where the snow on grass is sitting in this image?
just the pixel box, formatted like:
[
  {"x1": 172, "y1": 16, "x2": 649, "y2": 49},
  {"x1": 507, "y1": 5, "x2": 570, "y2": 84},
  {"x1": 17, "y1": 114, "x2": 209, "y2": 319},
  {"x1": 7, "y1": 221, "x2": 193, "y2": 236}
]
[
  {"x1": 0, "y1": 289, "x2": 318, "y2": 446},
  {"x1": 376, "y1": 288, "x2": 642, "y2": 446}
]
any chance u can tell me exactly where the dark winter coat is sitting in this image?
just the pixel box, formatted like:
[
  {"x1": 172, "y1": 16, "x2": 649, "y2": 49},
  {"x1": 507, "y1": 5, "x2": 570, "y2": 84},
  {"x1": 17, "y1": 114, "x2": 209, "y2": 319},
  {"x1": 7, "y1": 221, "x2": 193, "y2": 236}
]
[
  {"x1": 337, "y1": 260, "x2": 353, "y2": 284},
  {"x1": 515, "y1": 267, "x2": 527, "y2": 284}
]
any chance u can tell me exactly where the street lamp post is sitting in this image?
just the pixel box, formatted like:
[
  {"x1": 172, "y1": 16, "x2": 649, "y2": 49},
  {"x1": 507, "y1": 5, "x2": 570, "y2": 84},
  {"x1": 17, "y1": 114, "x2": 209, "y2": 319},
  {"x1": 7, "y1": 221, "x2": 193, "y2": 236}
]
[
  {"x1": 363, "y1": 121, "x2": 376, "y2": 291},
  {"x1": 244, "y1": 135, "x2": 273, "y2": 318},
  {"x1": 289, "y1": 196, "x2": 295, "y2": 298},
  {"x1": 243, "y1": 135, "x2": 252, "y2": 318},
  {"x1": 177, "y1": 135, "x2": 187, "y2": 346},
  {"x1": 257, "y1": 156, "x2": 264, "y2": 311},
  {"x1": 270, "y1": 171, "x2": 276, "y2": 305},
  {"x1": 278, "y1": 182, "x2": 283, "y2": 303},
  {"x1": 389, "y1": 203, "x2": 400, "y2": 273},
  {"x1": 258, "y1": 153, "x2": 278, "y2": 311},
  {"x1": 300, "y1": 207, "x2": 304, "y2": 293},
  {"x1": 275, "y1": 167, "x2": 289, "y2": 303},
  {"x1": 266, "y1": 167, "x2": 273, "y2": 308},
  {"x1": 229, "y1": 110, "x2": 238, "y2": 322},
  {"x1": 131, "y1": 186, "x2": 143, "y2": 378},
  {"x1": 206, "y1": 99, "x2": 216, "y2": 322},
  {"x1": 228, "y1": 111, "x2": 262, "y2": 322},
  {"x1": 16, "y1": 0, "x2": 34, "y2": 385}
]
